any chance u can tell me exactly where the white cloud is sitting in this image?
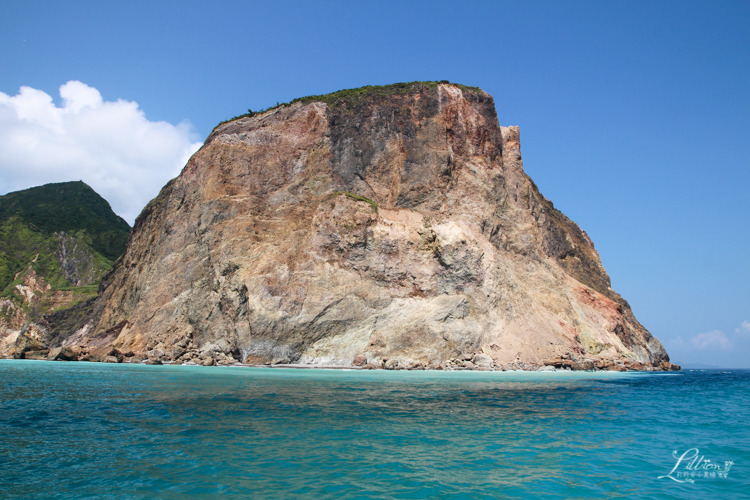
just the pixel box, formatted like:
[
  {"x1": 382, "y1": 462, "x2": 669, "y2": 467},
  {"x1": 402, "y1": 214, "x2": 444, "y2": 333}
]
[
  {"x1": 736, "y1": 321, "x2": 750, "y2": 335},
  {"x1": 691, "y1": 330, "x2": 730, "y2": 350},
  {"x1": 0, "y1": 81, "x2": 202, "y2": 225}
]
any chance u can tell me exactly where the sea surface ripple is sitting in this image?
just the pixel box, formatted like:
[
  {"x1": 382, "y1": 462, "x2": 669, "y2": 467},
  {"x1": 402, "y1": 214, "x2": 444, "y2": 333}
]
[{"x1": 0, "y1": 361, "x2": 747, "y2": 499}]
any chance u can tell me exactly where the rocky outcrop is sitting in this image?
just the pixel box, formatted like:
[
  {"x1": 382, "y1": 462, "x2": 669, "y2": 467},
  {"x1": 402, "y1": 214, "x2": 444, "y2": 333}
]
[
  {"x1": 54, "y1": 232, "x2": 101, "y2": 286},
  {"x1": 58, "y1": 82, "x2": 671, "y2": 370},
  {"x1": 0, "y1": 259, "x2": 98, "y2": 358}
]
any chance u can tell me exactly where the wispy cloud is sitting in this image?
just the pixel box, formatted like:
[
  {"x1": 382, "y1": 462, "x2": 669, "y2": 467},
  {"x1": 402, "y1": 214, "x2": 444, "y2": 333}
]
[
  {"x1": 691, "y1": 330, "x2": 730, "y2": 350},
  {"x1": 0, "y1": 81, "x2": 202, "y2": 225},
  {"x1": 735, "y1": 321, "x2": 750, "y2": 335}
]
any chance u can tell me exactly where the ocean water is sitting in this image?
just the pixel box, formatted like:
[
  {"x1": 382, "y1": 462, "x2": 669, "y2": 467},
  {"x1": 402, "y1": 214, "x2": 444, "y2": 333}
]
[{"x1": 0, "y1": 361, "x2": 747, "y2": 499}]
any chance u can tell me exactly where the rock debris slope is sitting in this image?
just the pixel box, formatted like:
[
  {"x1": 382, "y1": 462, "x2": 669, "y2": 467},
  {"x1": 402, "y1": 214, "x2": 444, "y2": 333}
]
[{"x1": 67, "y1": 82, "x2": 673, "y2": 370}]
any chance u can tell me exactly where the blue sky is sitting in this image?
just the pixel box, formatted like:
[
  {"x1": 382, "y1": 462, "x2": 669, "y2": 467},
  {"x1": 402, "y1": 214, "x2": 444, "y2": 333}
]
[{"x1": 1, "y1": 0, "x2": 748, "y2": 367}]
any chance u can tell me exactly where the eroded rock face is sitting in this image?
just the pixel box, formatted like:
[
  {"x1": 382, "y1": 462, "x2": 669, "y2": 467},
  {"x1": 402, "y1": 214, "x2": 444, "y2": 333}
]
[
  {"x1": 0, "y1": 267, "x2": 98, "y2": 359},
  {"x1": 68, "y1": 83, "x2": 670, "y2": 369}
]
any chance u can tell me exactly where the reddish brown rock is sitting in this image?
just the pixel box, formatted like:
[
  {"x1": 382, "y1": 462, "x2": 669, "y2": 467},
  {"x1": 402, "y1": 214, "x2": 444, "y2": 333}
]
[
  {"x1": 544, "y1": 357, "x2": 563, "y2": 368},
  {"x1": 608, "y1": 365, "x2": 628, "y2": 372},
  {"x1": 47, "y1": 346, "x2": 80, "y2": 361},
  {"x1": 12, "y1": 332, "x2": 46, "y2": 359},
  {"x1": 23, "y1": 350, "x2": 49, "y2": 360},
  {"x1": 659, "y1": 361, "x2": 681, "y2": 371},
  {"x1": 51, "y1": 82, "x2": 671, "y2": 370},
  {"x1": 571, "y1": 360, "x2": 595, "y2": 371},
  {"x1": 595, "y1": 359, "x2": 615, "y2": 370},
  {"x1": 88, "y1": 346, "x2": 123, "y2": 363},
  {"x1": 352, "y1": 355, "x2": 367, "y2": 366}
]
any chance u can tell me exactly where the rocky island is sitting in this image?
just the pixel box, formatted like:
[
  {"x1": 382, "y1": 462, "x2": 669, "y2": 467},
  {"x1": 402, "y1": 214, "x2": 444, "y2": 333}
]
[{"x1": 2, "y1": 82, "x2": 678, "y2": 371}]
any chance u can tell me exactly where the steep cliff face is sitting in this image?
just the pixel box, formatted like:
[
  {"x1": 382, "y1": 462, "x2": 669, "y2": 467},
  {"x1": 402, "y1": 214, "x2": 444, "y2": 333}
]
[{"x1": 70, "y1": 82, "x2": 671, "y2": 369}]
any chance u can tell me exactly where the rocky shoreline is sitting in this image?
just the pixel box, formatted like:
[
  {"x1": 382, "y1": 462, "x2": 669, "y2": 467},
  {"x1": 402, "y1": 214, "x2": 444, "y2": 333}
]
[{"x1": 7, "y1": 345, "x2": 681, "y2": 372}]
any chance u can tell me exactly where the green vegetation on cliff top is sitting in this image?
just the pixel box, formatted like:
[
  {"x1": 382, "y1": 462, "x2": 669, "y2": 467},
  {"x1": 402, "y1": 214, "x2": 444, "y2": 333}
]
[{"x1": 218, "y1": 81, "x2": 483, "y2": 128}]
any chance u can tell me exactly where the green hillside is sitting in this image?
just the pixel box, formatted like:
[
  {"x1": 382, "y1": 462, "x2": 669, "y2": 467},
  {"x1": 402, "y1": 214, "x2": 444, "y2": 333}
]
[
  {"x1": 0, "y1": 182, "x2": 131, "y2": 311},
  {"x1": 0, "y1": 181, "x2": 130, "y2": 261}
]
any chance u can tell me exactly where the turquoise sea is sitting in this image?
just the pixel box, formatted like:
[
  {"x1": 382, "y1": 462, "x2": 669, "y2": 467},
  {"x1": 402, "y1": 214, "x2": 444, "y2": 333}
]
[{"x1": 0, "y1": 361, "x2": 747, "y2": 499}]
